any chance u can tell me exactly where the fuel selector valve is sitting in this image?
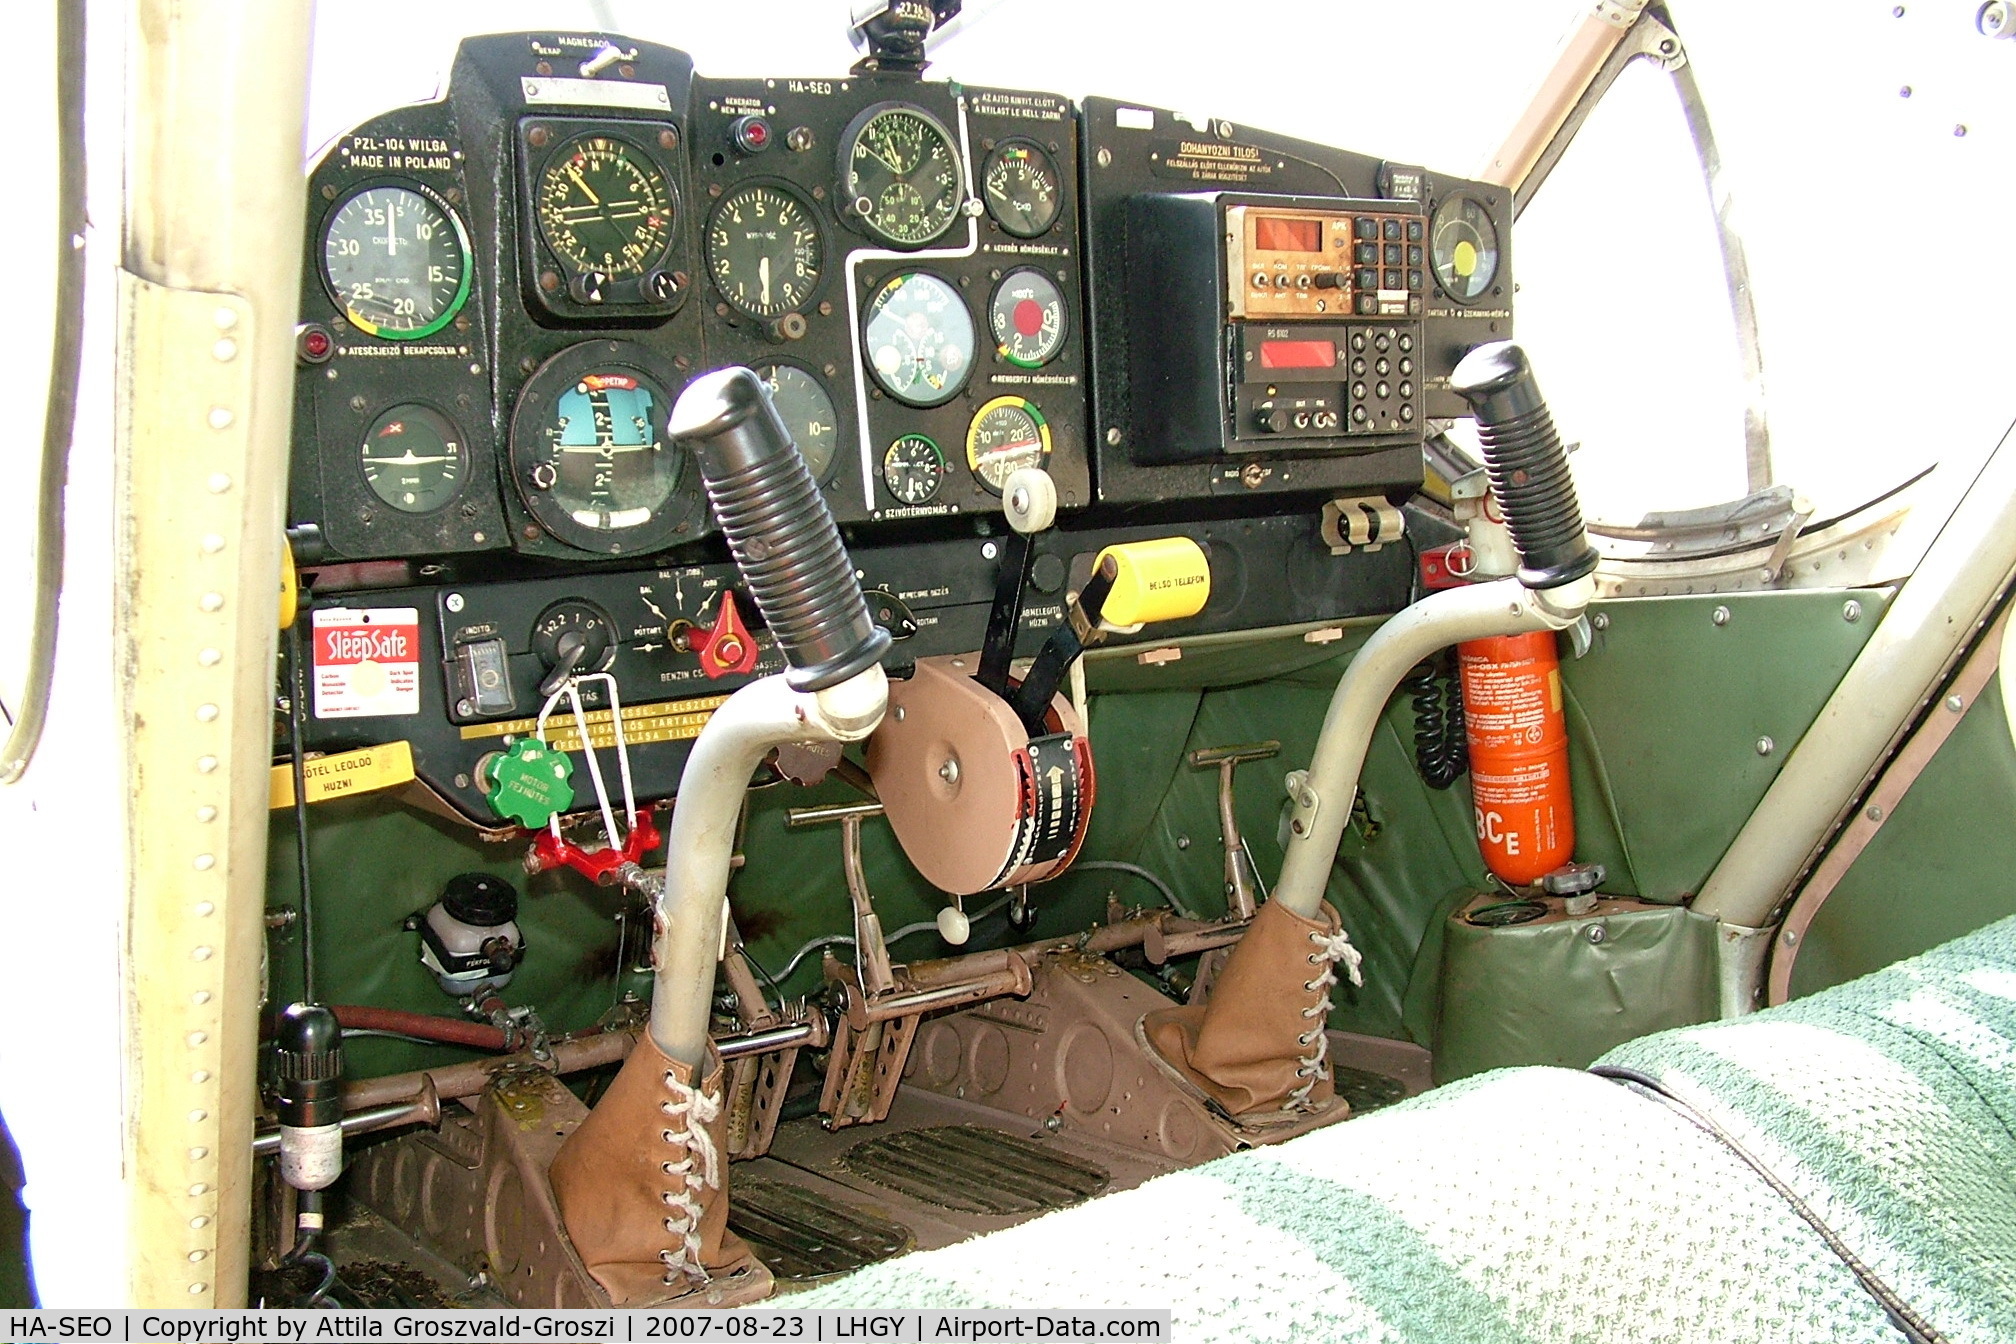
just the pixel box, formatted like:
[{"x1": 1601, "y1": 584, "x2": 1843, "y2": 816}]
[{"x1": 684, "y1": 588, "x2": 760, "y2": 679}]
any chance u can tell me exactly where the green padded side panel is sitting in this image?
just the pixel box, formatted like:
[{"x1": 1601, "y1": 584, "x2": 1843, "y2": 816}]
[
  {"x1": 1433, "y1": 904, "x2": 1718, "y2": 1082},
  {"x1": 1792, "y1": 676, "x2": 2016, "y2": 999}
]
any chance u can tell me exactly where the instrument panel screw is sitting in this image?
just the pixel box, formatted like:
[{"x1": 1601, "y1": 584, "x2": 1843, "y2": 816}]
[
  {"x1": 1105, "y1": 427, "x2": 1122, "y2": 445},
  {"x1": 1842, "y1": 599, "x2": 1862, "y2": 622},
  {"x1": 1586, "y1": 924, "x2": 1606, "y2": 944},
  {"x1": 1711, "y1": 605, "x2": 1731, "y2": 626},
  {"x1": 1176, "y1": 834, "x2": 1190, "y2": 850},
  {"x1": 1592, "y1": 612, "x2": 1610, "y2": 630},
  {"x1": 1096, "y1": 147, "x2": 1112, "y2": 168},
  {"x1": 445, "y1": 593, "x2": 465, "y2": 613},
  {"x1": 1756, "y1": 736, "x2": 1775, "y2": 756},
  {"x1": 1946, "y1": 694, "x2": 1966, "y2": 712}
]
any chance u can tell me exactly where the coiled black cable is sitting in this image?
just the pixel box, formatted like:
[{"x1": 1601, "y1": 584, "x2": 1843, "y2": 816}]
[{"x1": 1404, "y1": 653, "x2": 1467, "y2": 789}]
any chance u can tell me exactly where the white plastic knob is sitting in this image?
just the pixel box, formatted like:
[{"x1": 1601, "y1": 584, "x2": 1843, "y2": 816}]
[
  {"x1": 935, "y1": 903, "x2": 972, "y2": 945},
  {"x1": 1002, "y1": 467, "x2": 1058, "y2": 535}
]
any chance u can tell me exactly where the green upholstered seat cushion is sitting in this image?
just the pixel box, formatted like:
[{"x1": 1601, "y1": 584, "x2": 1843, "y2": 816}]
[{"x1": 789, "y1": 915, "x2": 2016, "y2": 1341}]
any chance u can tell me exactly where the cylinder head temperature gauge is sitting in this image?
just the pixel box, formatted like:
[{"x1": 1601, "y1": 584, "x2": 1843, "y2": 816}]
[
  {"x1": 966, "y1": 397, "x2": 1052, "y2": 495},
  {"x1": 989, "y1": 269, "x2": 1067, "y2": 369},
  {"x1": 883, "y1": 434, "x2": 947, "y2": 506}
]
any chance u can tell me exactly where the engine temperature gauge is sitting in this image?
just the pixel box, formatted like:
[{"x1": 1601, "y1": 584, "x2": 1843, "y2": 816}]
[
  {"x1": 883, "y1": 434, "x2": 946, "y2": 506},
  {"x1": 965, "y1": 398, "x2": 1052, "y2": 495},
  {"x1": 988, "y1": 269, "x2": 1067, "y2": 369}
]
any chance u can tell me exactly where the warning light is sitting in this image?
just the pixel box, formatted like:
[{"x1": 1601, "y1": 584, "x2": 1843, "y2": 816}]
[
  {"x1": 730, "y1": 115, "x2": 773, "y2": 155},
  {"x1": 297, "y1": 324, "x2": 333, "y2": 364}
]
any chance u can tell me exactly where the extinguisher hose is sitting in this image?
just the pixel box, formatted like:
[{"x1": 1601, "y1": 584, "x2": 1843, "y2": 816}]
[
  {"x1": 1403, "y1": 655, "x2": 1468, "y2": 790},
  {"x1": 1450, "y1": 342, "x2": 1598, "y2": 591}
]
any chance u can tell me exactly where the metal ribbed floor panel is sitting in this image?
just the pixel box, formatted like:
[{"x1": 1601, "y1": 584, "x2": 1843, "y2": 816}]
[
  {"x1": 727, "y1": 1174, "x2": 914, "y2": 1283},
  {"x1": 838, "y1": 1125, "x2": 1110, "y2": 1215}
]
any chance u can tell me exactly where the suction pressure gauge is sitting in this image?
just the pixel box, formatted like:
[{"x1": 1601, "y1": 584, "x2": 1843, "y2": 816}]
[
  {"x1": 320, "y1": 183, "x2": 471, "y2": 339},
  {"x1": 883, "y1": 434, "x2": 946, "y2": 506},
  {"x1": 840, "y1": 104, "x2": 963, "y2": 248},
  {"x1": 360, "y1": 403, "x2": 465, "y2": 514},
  {"x1": 989, "y1": 269, "x2": 1067, "y2": 369},
  {"x1": 862, "y1": 271, "x2": 975, "y2": 407},
  {"x1": 1430, "y1": 194, "x2": 1501, "y2": 303},
  {"x1": 982, "y1": 141, "x2": 1061, "y2": 239}
]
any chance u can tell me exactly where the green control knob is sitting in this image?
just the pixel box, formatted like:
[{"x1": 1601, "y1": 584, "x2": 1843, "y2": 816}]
[{"x1": 483, "y1": 738, "x2": 574, "y2": 828}]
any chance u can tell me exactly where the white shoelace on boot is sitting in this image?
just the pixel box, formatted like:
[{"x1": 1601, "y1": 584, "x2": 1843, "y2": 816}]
[
  {"x1": 656, "y1": 1070, "x2": 724, "y2": 1285},
  {"x1": 1288, "y1": 927, "x2": 1365, "y2": 1111}
]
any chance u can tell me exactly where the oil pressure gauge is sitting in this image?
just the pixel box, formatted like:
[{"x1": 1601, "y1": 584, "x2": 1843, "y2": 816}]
[
  {"x1": 988, "y1": 269, "x2": 1067, "y2": 368},
  {"x1": 965, "y1": 397, "x2": 1052, "y2": 494}
]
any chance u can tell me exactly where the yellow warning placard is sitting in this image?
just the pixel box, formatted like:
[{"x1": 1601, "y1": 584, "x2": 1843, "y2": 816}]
[
  {"x1": 457, "y1": 693, "x2": 729, "y2": 754},
  {"x1": 269, "y1": 741, "x2": 416, "y2": 809}
]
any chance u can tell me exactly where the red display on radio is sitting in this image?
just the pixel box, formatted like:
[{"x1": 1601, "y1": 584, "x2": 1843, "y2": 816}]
[{"x1": 1258, "y1": 339, "x2": 1337, "y2": 370}]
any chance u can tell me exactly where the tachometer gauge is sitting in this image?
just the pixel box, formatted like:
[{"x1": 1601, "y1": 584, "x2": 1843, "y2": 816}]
[
  {"x1": 754, "y1": 363, "x2": 841, "y2": 484},
  {"x1": 535, "y1": 134, "x2": 676, "y2": 280},
  {"x1": 707, "y1": 184, "x2": 823, "y2": 318},
  {"x1": 982, "y1": 141, "x2": 1061, "y2": 239},
  {"x1": 840, "y1": 104, "x2": 963, "y2": 248},
  {"x1": 360, "y1": 403, "x2": 465, "y2": 513},
  {"x1": 1430, "y1": 195, "x2": 1501, "y2": 303},
  {"x1": 988, "y1": 269, "x2": 1067, "y2": 369},
  {"x1": 883, "y1": 434, "x2": 946, "y2": 506},
  {"x1": 321, "y1": 184, "x2": 471, "y2": 339},
  {"x1": 965, "y1": 397, "x2": 1052, "y2": 494},
  {"x1": 510, "y1": 344, "x2": 685, "y2": 555},
  {"x1": 862, "y1": 271, "x2": 975, "y2": 407}
]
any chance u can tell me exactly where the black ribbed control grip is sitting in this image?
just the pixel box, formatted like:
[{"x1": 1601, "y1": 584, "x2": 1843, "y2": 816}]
[
  {"x1": 1449, "y1": 342, "x2": 1598, "y2": 590},
  {"x1": 274, "y1": 1002, "x2": 345, "y2": 1129},
  {"x1": 669, "y1": 368, "x2": 891, "y2": 691}
]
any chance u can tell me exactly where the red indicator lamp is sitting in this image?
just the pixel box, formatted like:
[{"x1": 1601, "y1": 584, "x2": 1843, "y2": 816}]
[{"x1": 1259, "y1": 339, "x2": 1336, "y2": 370}]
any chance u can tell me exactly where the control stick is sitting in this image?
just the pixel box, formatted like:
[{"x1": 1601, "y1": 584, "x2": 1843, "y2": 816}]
[
  {"x1": 1272, "y1": 342, "x2": 1595, "y2": 920},
  {"x1": 644, "y1": 368, "x2": 892, "y2": 1068}
]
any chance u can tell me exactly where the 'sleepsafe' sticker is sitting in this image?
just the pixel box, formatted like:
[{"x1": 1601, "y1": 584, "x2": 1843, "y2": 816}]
[{"x1": 312, "y1": 607, "x2": 422, "y2": 719}]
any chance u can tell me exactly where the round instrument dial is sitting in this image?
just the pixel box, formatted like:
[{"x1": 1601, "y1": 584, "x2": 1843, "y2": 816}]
[
  {"x1": 840, "y1": 104, "x2": 963, "y2": 248},
  {"x1": 535, "y1": 135, "x2": 676, "y2": 280},
  {"x1": 754, "y1": 363, "x2": 841, "y2": 485},
  {"x1": 988, "y1": 269, "x2": 1068, "y2": 369},
  {"x1": 321, "y1": 184, "x2": 471, "y2": 339},
  {"x1": 510, "y1": 345, "x2": 684, "y2": 554},
  {"x1": 531, "y1": 600, "x2": 619, "y2": 677},
  {"x1": 1431, "y1": 195, "x2": 1501, "y2": 303},
  {"x1": 707, "y1": 184, "x2": 823, "y2": 318},
  {"x1": 982, "y1": 141, "x2": 1062, "y2": 239},
  {"x1": 965, "y1": 397, "x2": 1052, "y2": 495},
  {"x1": 862, "y1": 271, "x2": 975, "y2": 407},
  {"x1": 882, "y1": 434, "x2": 946, "y2": 506},
  {"x1": 360, "y1": 403, "x2": 465, "y2": 514}
]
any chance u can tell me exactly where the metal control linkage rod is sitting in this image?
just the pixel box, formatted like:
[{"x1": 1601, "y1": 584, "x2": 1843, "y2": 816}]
[
  {"x1": 652, "y1": 368, "x2": 892, "y2": 1068},
  {"x1": 1274, "y1": 342, "x2": 1597, "y2": 918}
]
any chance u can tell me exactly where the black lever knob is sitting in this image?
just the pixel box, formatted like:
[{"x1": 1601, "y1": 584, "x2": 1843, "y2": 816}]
[
  {"x1": 669, "y1": 368, "x2": 891, "y2": 691},
  {"x1": 1450, "y1": 342, "x2": 1598, "y2": 590}
]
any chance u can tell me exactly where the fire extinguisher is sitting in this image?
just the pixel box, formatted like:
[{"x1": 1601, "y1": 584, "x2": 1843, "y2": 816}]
[{"x1": 1458, "y1": 630, "x2": 1573, "y2": 885}]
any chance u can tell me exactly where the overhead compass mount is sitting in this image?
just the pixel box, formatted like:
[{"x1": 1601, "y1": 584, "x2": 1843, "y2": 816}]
[{"x1": 848, "y1": 0, "x2": 962, "y2": 75}]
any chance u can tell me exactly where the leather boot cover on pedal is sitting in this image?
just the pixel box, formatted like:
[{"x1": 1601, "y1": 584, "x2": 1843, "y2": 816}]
[
  {"x1": 549, "y1": 1035, "x2": 758, "y2": 1306},
  {"x1": 1141, "y1": 897, "x2": 1363, "y2": 1123}
]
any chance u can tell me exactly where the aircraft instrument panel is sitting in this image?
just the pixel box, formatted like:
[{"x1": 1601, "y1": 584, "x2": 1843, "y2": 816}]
[{"x1": 285, "y1": 30, "x2": 1513, "y2": 821}]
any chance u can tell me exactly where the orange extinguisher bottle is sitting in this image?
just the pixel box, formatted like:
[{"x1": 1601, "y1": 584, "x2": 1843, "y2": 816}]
[{"x1": 1458, "y1": 630, "x2": 1573, "y2": 885}]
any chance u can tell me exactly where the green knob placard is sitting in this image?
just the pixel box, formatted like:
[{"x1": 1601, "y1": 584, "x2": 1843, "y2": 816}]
[{"x1": 484, "y1": 738, "x2": 574, "y2": 828}]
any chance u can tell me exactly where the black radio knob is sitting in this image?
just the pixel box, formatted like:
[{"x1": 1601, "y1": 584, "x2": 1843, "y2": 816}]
[
  {"x1": 1313, "y1": 272, "x2": 1347, "y2": 290},
  {"x1": 1255, "y1": 406, "x2": 1290, "y2": 434}
]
